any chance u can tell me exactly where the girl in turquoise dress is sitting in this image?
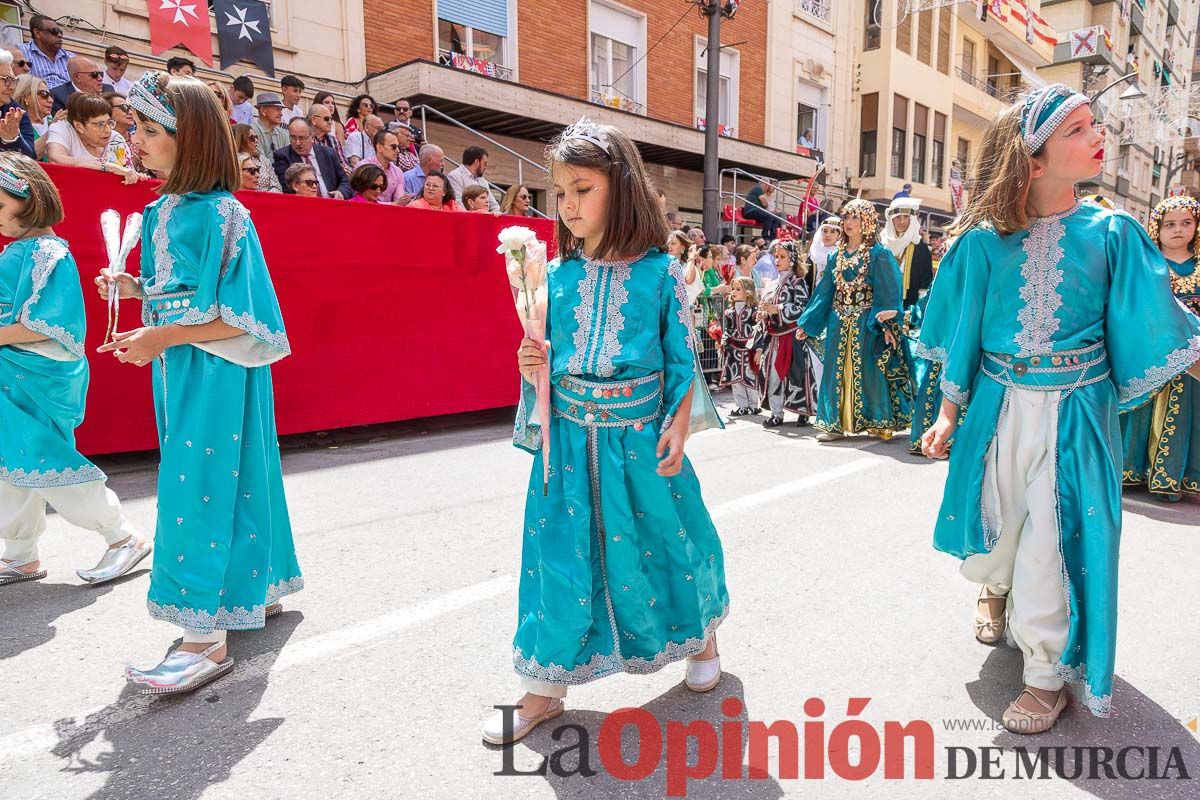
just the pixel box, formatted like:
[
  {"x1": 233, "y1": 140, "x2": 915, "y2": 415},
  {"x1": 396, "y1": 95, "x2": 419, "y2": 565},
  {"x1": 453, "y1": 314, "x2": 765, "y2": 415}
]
[
  {"x1": 96, "y1": 72, "x2": 301, "y2": 695},
  {"x1": 795, "y1": 199, "x2": 912, "y2": 441},
  {"x1": 920, "y1": 85, "x2": 1200, "y2": 733},
  {"x1": 0, "y1": 152, "x2": 148, "y2": 588},
  {"x1": 482, "y1": 119, "x2": 728, "y2": 745},
  {"x1": 1120, "y1": 195, "x2": 1200, "y2": 502}
]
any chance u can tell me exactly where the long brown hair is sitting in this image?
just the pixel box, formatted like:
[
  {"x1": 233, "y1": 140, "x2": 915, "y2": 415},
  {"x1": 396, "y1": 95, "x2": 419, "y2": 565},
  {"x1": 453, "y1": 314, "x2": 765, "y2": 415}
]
[
  {"x1": 546, "y1": 122, "x2": 670, "y2": 260},
  {"x1": 135, "y1": 73, "x2": 239, "y2": 196},
  {"x1": 0, "y1": 152, "x2": 63, "y2": 228},
  {"x1": 950, "y1": 102, "x2": 1032, "y2": 236}
]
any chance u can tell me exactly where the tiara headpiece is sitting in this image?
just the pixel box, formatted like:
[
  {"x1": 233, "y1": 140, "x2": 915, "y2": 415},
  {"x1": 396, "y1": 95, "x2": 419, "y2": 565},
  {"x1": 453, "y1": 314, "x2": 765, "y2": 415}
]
[{"x1": 560, "y1": 117, "x2": 611, "y2": 152}]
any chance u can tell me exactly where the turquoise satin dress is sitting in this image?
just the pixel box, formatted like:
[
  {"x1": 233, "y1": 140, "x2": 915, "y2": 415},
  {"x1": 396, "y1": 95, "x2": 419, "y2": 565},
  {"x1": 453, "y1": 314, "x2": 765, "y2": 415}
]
[
  {"x1": 1120, "y1": 257, "x2": 1200, "y2": 498},
  {"x1": 907, "y1": 291, "x2": 947, "y2": 454},
  {"x1": 920, "y1": 200, "x2": 1200, "y2": 716},
  {"x1": 512, "y1": 248, "x2": 728, "y2": 686},
  {"x1": 797, "y1": 242, "x2": 912, "y2": 435},
  {"x1": 0, "y1": 236, "x2": 104, "y2": 488},
  {"x1": 138, "y1": 191, "x2": 302, "y2": 632}
]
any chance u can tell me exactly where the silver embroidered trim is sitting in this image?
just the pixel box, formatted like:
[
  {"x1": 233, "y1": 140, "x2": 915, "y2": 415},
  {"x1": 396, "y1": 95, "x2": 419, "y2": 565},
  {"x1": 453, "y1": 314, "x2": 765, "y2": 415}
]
[
  {"x1": 16, "y1": 238, "x2": 84, "y2": 358},
  {"x1": 568, "y1": 260, "x2": 601, "y2": 375},
  {"x1": 513, "y1": 605, "x2": 728, "y2": 685},
  {"x1": 1054, "y1": 662, "x2": 1113, "y2": 718},
  {"x1": 0, "y1": 464, "x2": 105, "y2": 488},
  {"x1": 594, "y1": 263, "x2": 631, "y2": 377},
  {"x1": 147, "y1": 576, "x2": 304, "y2": 632},
  {"x1": 220, "y1": 305, "x2": 291, "y2": 354},
  {"x1": 215, "y1": 196, "x2": 250, "y2": 277},
  {"x1": 667, "y1": 257, "x2": 696, "y2": 357},
  {"x1": 176, "y1": 302, "x2": 221, "y2": 326},
  {"x1": 568, "y1": 259, "x2": 632, "y2": 377},
  {"x1": 940, "y1": 376, "x2": 969, "y2": 406},
  {"x1": 145, "y1": 195, "x2": 182, "y2": 295},
  {"x1": 1117, "y1": 335, "x2": 1200, "y2": 403},
  {"x1": 1014, "y1": 217, "x2": 1065, "y2": 355},
  {"x1": 912, "y1": 340, "x2": 947, "y2": 363}
]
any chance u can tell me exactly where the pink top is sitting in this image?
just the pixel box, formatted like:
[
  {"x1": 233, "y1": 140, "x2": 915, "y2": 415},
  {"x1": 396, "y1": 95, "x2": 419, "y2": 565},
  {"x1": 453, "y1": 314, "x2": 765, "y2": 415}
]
[
  {"x1": 350, "y1": 194, "x2": 377, "y2": 204},
  {"x1": 408, "y1": 197, "x2": 461, "y2": 212}
]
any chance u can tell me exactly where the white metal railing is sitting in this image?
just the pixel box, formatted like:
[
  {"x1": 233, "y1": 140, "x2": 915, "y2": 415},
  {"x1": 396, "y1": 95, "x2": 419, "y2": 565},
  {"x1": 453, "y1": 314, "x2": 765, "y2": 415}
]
[
  {"x1": 437, "y1": 49, "x2": 514, "y2": 82},
  {"x1": 588, "y1": 89, "x2": 646, "y2": 115},
  {"x1": 795, "y1": 0, "x2": 832, "y2": 22}
]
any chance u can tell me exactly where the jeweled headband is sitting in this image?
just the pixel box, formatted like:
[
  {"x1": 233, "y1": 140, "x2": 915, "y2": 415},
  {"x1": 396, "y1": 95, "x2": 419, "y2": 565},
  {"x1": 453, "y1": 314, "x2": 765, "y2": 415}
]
[
  {"x1": 559, "y1": 116, "x2": 611, "y2": 154},
  {"x1": 1020, "y1": 83, "x2": 1089, "y2": 155},
  {"x1": 840, "y1": 199, "x2": 879, "y2": 242},
  {"x1": 0, "y1": 167, "x2": 30, "y2": 198},
  {"x1": 129, "y1": 71, "x2": 177, "y2": 132},
  {"x1": 1147, "y1": 195, "x2": 1200, "y2": 252}
]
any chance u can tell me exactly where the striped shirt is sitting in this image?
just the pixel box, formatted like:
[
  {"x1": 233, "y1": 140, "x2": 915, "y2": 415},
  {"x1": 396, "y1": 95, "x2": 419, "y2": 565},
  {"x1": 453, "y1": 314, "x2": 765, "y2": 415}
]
[{"x1": 20, "y1": 42, "x2": 76, "y2": 89}]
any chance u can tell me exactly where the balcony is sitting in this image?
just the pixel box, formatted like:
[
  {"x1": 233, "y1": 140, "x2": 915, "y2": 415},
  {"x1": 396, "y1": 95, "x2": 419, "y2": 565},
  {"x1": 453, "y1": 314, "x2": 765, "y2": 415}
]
[
  {"x1": 1117, "y1": 176, "x2": 1131, "y2": 196},
  {"x1": 589, "y1": 89, "x2": 646, "y2": 116},
  {"x1": 957, "y1": 1, "x2": 1054, "y2": 65},
  {"x1": 437, "y1": 49, "x2": 514, "y2": 82},
  {"x1": 794, "y1": 0, "x2": 831, "y2": 23},
  {"x1": 1053, "y1": 26, "x2": 1121, "y2": 73},
  {"x1": 1168, "y1": 0, "x2": 1180, "y2": 27},
  {"x1": 1130, "y1": 1, "x2": 1144, "y2": 34}
]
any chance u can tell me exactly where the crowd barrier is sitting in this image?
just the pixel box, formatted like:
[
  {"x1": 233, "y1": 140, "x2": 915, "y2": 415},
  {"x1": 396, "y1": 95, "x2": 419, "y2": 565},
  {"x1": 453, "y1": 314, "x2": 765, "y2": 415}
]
[{"x1": 7, "y1": 165, "x2": 555, "y2": 455}]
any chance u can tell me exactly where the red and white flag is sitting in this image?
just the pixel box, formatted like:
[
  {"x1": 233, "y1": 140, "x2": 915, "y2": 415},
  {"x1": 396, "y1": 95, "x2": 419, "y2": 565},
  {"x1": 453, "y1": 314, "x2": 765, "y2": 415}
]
[{"x1": 148, "y1": 0, "x2": 214, "y2": 65}]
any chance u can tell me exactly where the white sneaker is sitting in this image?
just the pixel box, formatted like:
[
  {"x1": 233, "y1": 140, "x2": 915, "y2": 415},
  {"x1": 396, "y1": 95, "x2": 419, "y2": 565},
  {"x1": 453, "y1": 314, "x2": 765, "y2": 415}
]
[
  {"x1": 481, "y1": 697, "x2": 564, "y2": 745},
  {"x1": 815, "y1": 431, "x2": 844, "y2": 442},
  {"x1": 685, "y1": 641, "x2": 722, "y2": 692}
]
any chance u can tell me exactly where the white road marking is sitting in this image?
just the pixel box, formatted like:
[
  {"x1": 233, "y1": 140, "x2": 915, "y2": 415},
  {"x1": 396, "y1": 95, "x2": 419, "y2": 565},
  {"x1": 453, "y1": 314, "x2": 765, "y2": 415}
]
[{"x1": 711, "y1": 457, "x2": 883, "y2": 519}]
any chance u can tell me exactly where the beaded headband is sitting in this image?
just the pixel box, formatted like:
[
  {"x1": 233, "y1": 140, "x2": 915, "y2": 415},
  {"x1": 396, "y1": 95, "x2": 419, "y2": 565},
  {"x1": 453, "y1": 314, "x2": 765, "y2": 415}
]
[
  {"x1": 0, "y1": 167, "x2": 30, "y2": 198},
  {"x1": 128, "y1": 71, "x2": 177, "y2": 132},
  {"x1": 1147, "y1": 195, "x2": 1200, "y2": 252},
  {"x1": 1020, "y1": 83, "x2": 1089, "y2": 155},
  {"x1": 819, "y1": 216, "x2": 842, "y2": 230},
  {"x1": 559, "y1": 117, "x2": 611, "y2": 153},
  {"x1": 840, "y1": 199, "x2": 879, "y2": 240}
]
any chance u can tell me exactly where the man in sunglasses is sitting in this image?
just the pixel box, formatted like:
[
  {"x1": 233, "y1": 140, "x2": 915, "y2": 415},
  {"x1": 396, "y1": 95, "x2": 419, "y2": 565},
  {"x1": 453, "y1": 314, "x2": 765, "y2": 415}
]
[
  {"x1": 20, "y1": 14, "x2": 76, "y2": 89},
  {"x1": 4, "y1": 47, "x2": 30, "y2": 76},
  {"x1": 50, "y1": 56, "x2": 113, "y2": 116},
  {"x1": 103, "y1": 46, "x2": 132, "y2": 95}
]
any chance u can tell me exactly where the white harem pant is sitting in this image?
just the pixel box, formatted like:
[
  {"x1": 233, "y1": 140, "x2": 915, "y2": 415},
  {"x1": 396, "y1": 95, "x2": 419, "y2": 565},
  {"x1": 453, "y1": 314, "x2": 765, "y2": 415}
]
[
  {"x1": 960, "y1": 387, "x2": 1070, "y2": 692},
  {"x1": 0, "y1": 480, "x2": 138, "y2": 563}
]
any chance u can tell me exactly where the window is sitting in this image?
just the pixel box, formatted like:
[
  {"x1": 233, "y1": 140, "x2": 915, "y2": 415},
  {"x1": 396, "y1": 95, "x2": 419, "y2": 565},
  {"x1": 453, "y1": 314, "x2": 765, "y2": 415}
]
[
  {"x1": 932, "y1": 111, "x2": 946, "y2": 188},
  {"x1": 987, "y1": 55, "x2": 1000, "y2": 94},
  {"x1": 897, "y1": 1, "x2": 912, "y2": 55},
  {"x1": 590, "y1": 1, "x2": 646, "y2": 114},
  {"x1": 796, "y1": 80, "x2": 827, "y2": 152},
  {"x1": 891, "y1": 95, "x2": 908, "y2": 180},
  {"x1": 912, "y1": 103, "x2": 928, "y2": 184},
  {"x1": 696, "y1": 38, "x2": 739, "y2": 135},
  {"x1": 956, "y1": 137, "x2": 970, "y2": 175},
  {"x1": 937, "y1": 6, "x2": 951, "y2": 74},
  {"x1": 865, "y1": 1, "x2": 881, "y2": 50},
  {"x1": 860, "y1": 92, "x2": 878, "y2": 177},
  {"x1": 797, "y1": 103, "x2": 818, "y2": 148},
  {"x1": 918, "y1": 9, "x2": 933, "y2": 65},
  {"x1": 961, "y1": 38, "x2": 975, "y2": 77},
  {"x1": 436, "y1": 0, "x2": 510, "y2": 69}
]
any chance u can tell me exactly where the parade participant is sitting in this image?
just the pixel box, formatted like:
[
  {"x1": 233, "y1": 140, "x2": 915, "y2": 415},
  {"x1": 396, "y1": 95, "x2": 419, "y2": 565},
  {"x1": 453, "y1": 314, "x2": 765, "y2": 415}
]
[
  {"x1": 719, "y1": 276, "x2": 761, "y2": 416},
  {"x1": 0, "y1": 153, "x2": 147, "y2": 587},
  {"x1": 796, "y1": 200, "x2": 911, "y2": 441},
  {"x1": 484, "y1": 118, "x2": 728, "y2": 746},
  {"x1": 754, "y1": 237, "x2": 815, "y2": 428},
  {"x1": 808, "y1": 216, "x2": 840, "y2": 288},
  {"x1": 880, "y1": 197, "x2": 934, "y2": 312},
  {"x1": 96, "y1": 72, "x2": 303, "y2": 695},
  {"x1": 1120, "y1": 195, "x2": 1200, "y2": 502},
  {"x1": 920, "y1": 84, "x2": 1200, "y2": 732}
]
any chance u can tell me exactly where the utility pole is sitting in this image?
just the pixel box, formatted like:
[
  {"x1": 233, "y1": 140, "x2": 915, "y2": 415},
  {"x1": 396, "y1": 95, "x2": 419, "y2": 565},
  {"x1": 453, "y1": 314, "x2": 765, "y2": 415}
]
[{"x1": 701, "y1": 1, "x2": 723, "y2": 241}]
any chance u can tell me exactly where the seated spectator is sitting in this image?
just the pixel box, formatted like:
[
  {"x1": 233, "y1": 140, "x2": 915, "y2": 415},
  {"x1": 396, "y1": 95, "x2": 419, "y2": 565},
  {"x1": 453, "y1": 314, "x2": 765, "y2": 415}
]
[
  {"x1": 5, "y1": 47, "x2": 30, "y2": 76},
  {"x1": 344, "y1": 93, "x2": 375, "y2": 135},
  {"x1": 0, "y1": 51, "x2": 37, "y2": 159},
  {"x1": 230, "y1": 75, "x2": 255, "y2": 125},
  {"x1": 13, "y1": 73, "x2": 53, "y2": 158},
  {"x1": 208, "y1": 80, "x2": 233, "y2": 122},
  {"x1": 233, "y1": 122, "x2": 281, "y2": 192},
  {"x1": 447, "y1": 145, "x2": 500, "y2": 212},
  {"x1": 402, "y1": 143, "x2": 443, "y2": 196},
  {"x1": 102, "y1": 91, "x2": 142, "y2": 172},
  {"x1": 280, "y1": 75, "x2": 305, "y2": 124},
  {"x1": 273, "y1": 117, "x2": 350, "y2": 199},
  {"x1": 239, "y1": 153, "x2": 261, "y2": 192},
  {"x1": 309, "y1": 102, "x2": 348, "y2": 176},
  {"x1": 388, "y1": 122, "x2": 418, "y2": 171},
  {"x1": 741, "y1": 178, "x2": 779, "y2": 238},
  {"x1": 102, "y1": 46, "x2": 131, "y2": 94},
  {"x1": 665, "y1": 209, "x2": 683, "y2": 228},
  {"x1": 252, "y1": 92, "x2": 289, "y2": 160},
  {"x1": 344, "y1": 114, "x2": 382, "y2": 168},
  {"x1": 166, "y1": 56, "x2": 194, "y2": 77},
  {"x1": 50, "y1": 55, "x2": 112, "y2": 115},
  {"x1": 798, "y1": 128, "x2": 815, "y2": 149},
  {"x1": 407, "y1": 170, "x2": 460, "y2": 212},
  {"x1": 21, "y1": 14, "x2": 74, "y2": 90},
  {"x1": 349, "y1": 164, "x2": 386, "y2": 204},
  {"x1": 312, "y1": 91, "x2": 346, "y2": 143},
  {"x1": 461, "y1": 184, "x2": 494, "y2": 213},
  {"x1": 391, "y1": 97, "x2": 424, "y2": 152},
  {"x1": 354, "y1": 129, "x2": 407, "y2": 203},
  {"x1": 46, "y1": 92, "x2": 140, "y2": 183},
  {"x1": 284, "y1": 162, "x2": 320, "y2": 197},
  {"x1": 500, "y1": 184, "x2": 534, "y2": 216}
]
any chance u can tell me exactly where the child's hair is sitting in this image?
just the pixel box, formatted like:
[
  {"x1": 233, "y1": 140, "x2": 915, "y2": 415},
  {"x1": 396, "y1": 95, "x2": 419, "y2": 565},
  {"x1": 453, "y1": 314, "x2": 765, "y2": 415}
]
[
  {"x1": 729, "y1": 275, "x2": 758, "y2": 306},
  {"x1": 734, "y1": 243, "x2": 756, "y2": 265},
  {"x1": 0, "y1": 152, "x2": 63, "y2": 228},
  {"x1": 950, "y1": 102, "x2": 1032, "y2": 236},
  {"x1": 546, "y1": 119, "x2": 669, "y2": 259},
  {"x1": 134, "y1": 73, "x2": 239, "y2": 196},
  {"x1": 773, "y1": 240, "x2": 809, "y2": 279}
]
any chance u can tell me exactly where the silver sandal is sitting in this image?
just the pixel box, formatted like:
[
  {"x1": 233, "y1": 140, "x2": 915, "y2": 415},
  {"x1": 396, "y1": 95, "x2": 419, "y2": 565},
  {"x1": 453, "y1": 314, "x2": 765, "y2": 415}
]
[
  {"x1": 0, "y1": 560, "x2": 47, "y2": 586},
  {"x1": 77, "y1": 537, "x2": 152, "y2": 585},
  {"x1": 126, "y1": 641, "x2": 234, "y2": 695}
]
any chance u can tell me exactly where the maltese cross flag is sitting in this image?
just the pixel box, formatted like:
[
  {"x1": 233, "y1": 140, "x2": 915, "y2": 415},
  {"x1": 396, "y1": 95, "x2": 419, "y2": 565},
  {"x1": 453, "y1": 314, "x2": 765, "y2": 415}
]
[{"x1": 148, "y1": 0, "x2": 214, "y2": 65}]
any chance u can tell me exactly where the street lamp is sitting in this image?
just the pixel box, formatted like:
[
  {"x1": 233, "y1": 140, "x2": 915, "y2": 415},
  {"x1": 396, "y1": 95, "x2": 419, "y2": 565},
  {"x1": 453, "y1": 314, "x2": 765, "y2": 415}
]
[{"x1": 1089, "y1": 71, "x2": 1145, "y2": 122}]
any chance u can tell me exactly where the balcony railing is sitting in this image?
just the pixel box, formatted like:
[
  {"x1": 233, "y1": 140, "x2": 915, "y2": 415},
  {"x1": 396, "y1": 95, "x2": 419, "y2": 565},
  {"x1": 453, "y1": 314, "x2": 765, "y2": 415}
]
[
  {"x1": 437, "y1": 49, "x2": 514, "y2": 81},
  {"x1": 794, "y1": 0, "x2": 831, "y2": 22},
  {"x1": 588, "y1": 89, "x2": 646, "y2": 116}
]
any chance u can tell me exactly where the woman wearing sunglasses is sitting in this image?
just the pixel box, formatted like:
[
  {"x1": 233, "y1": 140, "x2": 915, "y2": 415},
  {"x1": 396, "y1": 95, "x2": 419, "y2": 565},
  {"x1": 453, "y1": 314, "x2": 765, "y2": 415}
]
[
  {"x1": 0, "y1": 50, "x2": 36, "y2": 160},
  {"x1": 348, "y1": 163, "x2": 386, "y2": 203},
  {"x1": 239, "y1": 152, "x2": 263, "y2": 192},
  {"x1": 232, "y1": 122, "x2": 281, "y2": 192},
  {"x1": 12, "y1": 75, "x2": 53, "y2": 160},
  {"x1": 45, "y1": 92, "x2": 141, "y2": 184}
]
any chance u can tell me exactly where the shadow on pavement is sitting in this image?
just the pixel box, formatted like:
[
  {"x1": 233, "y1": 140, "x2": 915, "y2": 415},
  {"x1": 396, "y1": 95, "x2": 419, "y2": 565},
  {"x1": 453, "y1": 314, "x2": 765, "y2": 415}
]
[{"x1": 48, "y1": 611, "x2": 303, "y2": 800}]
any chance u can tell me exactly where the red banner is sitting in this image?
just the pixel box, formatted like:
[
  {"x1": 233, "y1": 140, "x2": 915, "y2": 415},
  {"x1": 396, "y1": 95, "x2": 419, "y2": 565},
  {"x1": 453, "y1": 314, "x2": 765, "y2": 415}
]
[
  {"x1": 15, "y1": 164, "x2": 555, "y2": 455},
  {"x1": 148, "y1": 0, "x2": 215, "y2": 65}
]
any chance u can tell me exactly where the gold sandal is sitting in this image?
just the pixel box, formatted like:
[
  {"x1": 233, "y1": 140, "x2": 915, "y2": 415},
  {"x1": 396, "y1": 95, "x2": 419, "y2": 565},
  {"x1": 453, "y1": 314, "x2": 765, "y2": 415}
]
[
  {"x1": 974, "y1": 586, "x2": 1008, "y2": 644},
  {"x1": 1002, "y1": 687, "x2": 1068, "y2": 735}
]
